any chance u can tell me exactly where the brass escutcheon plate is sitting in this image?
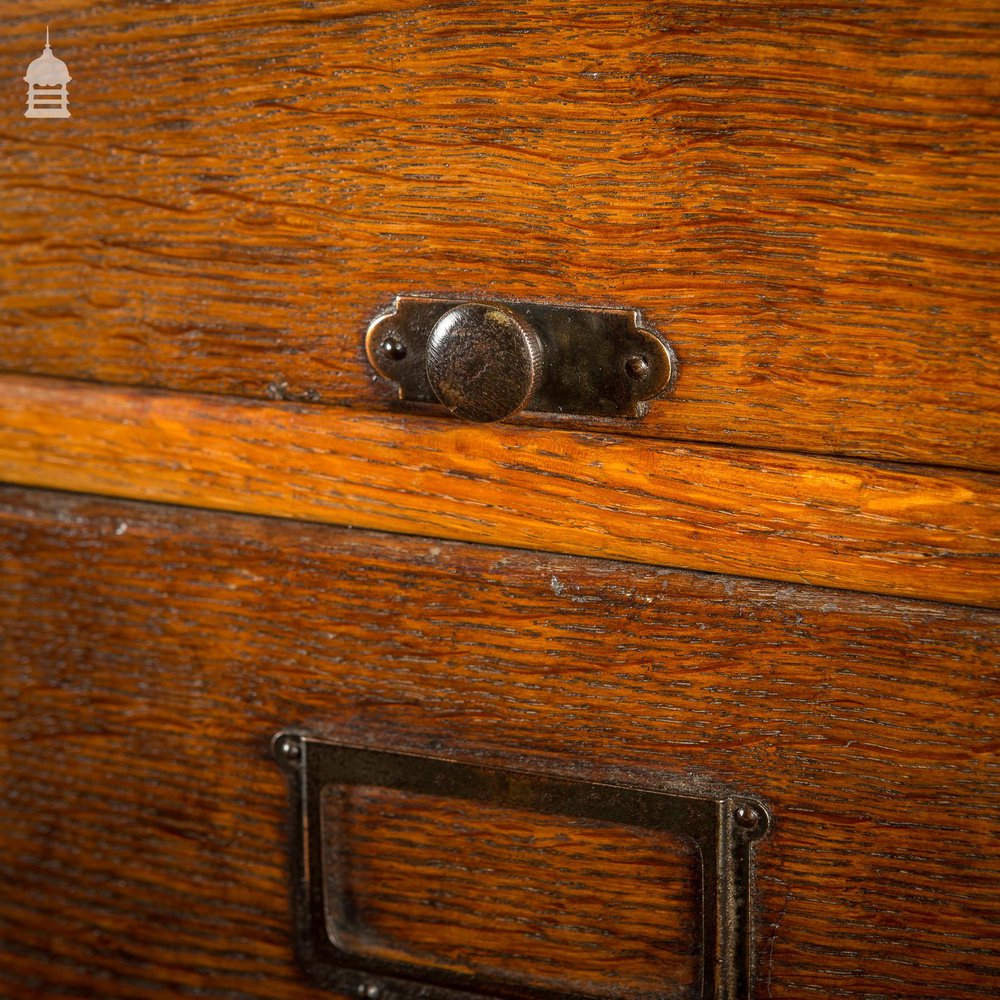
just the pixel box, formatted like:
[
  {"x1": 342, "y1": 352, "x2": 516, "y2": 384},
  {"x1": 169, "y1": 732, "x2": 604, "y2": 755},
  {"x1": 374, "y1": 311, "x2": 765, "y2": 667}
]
[{"x1": 366, "y1": 296, "x2": 677, "y2": 422}]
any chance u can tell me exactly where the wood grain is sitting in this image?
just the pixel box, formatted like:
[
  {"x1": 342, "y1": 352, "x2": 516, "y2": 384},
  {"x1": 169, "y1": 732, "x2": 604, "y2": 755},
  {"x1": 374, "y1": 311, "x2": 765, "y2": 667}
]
[
  {"x1": 0, "y1": 487, "x2": 997, "y2": 998},
  {"x1": 1, "y1": 1, "x2": 998, "y2": 469},
  {"x1": 324, "y1": 786, "x2": 699, "y2": 996},
  {"x1": 0, "y1": 373, "x2": 997, "y2": 607}
]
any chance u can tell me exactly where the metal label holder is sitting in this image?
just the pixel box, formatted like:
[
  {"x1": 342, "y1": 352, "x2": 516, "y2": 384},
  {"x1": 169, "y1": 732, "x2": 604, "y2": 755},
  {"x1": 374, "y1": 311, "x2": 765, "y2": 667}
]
[{"x1": 272, "y1": 733, "x2": 771, "y2": 1000}]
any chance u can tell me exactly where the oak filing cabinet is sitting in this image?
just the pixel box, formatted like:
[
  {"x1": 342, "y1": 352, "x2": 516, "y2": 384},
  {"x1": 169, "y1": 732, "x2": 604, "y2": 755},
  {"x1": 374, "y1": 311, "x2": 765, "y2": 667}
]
[{"x1": 0, "y1": 3, "x2": 998, "y2": 999}]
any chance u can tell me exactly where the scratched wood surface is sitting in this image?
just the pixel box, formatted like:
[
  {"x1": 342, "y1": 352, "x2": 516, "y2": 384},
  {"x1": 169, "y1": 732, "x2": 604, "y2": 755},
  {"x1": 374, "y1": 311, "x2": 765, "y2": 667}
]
[
  {"x1": 1, "y1": 374, "x2": 997, "y2": 607},
  {"x1": 1, "y1": 1, "x2": 998, "y2": 469},
  {"x1": 0, "y1": 488, "x2": 997, "y2": 999}
]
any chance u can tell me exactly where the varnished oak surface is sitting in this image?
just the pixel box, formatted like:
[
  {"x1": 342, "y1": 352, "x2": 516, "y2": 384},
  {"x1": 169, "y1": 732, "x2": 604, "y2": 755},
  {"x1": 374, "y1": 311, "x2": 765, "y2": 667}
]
[
  {"x1": 0, "y1": 488, "x2": 997, "y2": 998},
  {"x1": 324, "y1": 787, "x2": 699, "y2": 995},
  {"x1": 1, "y1": 0, "x2": 998, "y2": 469},
  {"x1": 0, "y1": 374, "x2": 997, "y2": 607}
]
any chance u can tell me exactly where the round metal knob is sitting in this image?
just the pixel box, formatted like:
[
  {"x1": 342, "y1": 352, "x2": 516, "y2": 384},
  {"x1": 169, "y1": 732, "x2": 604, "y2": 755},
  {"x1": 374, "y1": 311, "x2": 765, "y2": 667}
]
[{"x1": 425, "y1": 303, "x2": 544, "y2": 423}]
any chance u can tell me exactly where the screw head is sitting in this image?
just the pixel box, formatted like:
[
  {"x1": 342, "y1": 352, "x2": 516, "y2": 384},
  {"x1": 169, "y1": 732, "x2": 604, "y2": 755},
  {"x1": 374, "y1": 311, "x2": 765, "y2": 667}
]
[
  {"x1": 734, "y1": 803, "x2": 760, "y2": 830},
  {"x1": 625, "y1": 354, "x2": 650, "y2": 381},
  {"x1": 275, "y1": 735, "x2": 301, "y2": 763},
  {"x1": 380, "y1": 336, "x2": 407, "y2": 361},
  {"x1": 358, "y1": 984, "x2": 380, "y2": 999}
]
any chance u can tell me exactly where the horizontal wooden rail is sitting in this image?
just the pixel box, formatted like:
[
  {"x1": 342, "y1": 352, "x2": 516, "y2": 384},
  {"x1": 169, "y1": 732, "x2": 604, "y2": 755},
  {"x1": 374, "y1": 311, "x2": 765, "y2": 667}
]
[{"x1": 0, "y1": 375, "x2": 996, "y2": 606}]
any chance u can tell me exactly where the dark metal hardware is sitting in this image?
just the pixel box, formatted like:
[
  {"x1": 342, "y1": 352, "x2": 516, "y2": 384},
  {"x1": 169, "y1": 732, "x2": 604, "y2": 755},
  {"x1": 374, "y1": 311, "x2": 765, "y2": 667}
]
[
  {"x1": 272, "y1": 732, "x2": 771, "y2": 1000},
  {"x1": 366, "y1": 297, "x2": 676, "y2": 423}
]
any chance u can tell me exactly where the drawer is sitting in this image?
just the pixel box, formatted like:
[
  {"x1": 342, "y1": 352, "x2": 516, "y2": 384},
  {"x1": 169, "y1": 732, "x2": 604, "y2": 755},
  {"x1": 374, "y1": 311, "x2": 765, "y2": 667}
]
[
  {"x1": 1, "y1": 487, "x2": 997, "y2": 998},
  {"x1": 1, "y1": 1, "x2": 998, "y2": 469},
  {"x1": 2, "y1": 2, "x2": 997, "y2": 997}
]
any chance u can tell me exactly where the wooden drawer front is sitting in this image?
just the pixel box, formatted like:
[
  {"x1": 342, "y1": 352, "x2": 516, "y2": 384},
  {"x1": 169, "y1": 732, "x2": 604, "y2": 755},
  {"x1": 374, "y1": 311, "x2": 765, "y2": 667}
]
[
  {"x1": 1, "y1": 487, "x2": 997, "y2": 998},
  {"x1": 2, "y1": 2, "x2": 998, "y2": 469}
]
